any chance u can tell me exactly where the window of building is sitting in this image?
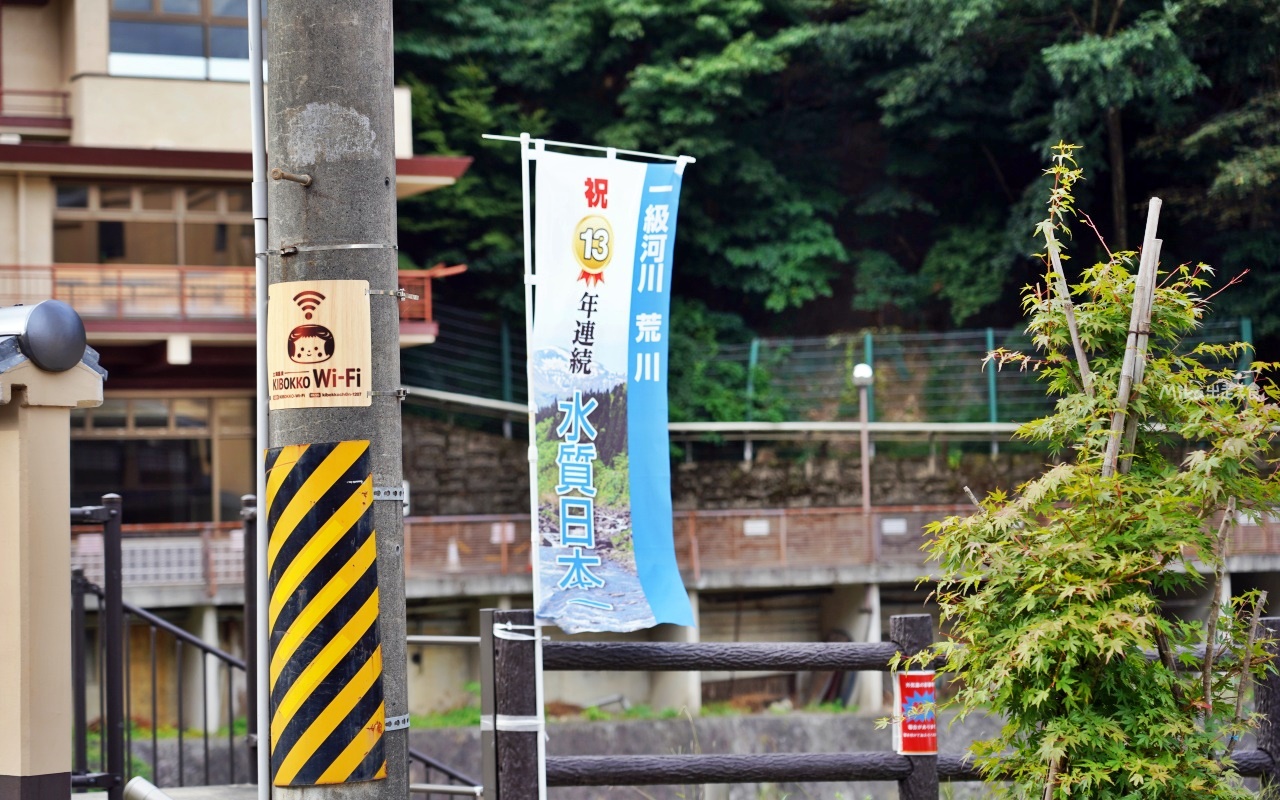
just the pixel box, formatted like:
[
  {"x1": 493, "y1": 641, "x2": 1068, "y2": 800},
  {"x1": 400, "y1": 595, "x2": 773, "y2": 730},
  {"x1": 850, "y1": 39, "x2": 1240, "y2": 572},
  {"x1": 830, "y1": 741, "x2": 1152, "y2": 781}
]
[
  {"x1": 108, "y1": 0, "x2": 266, "y2": 82},
  {"x1": 53, "y1": 182, "x2": 253, "y2": 267},
  {"x1": 71, "y1": 394, "x2": 255, "y2": 523}
]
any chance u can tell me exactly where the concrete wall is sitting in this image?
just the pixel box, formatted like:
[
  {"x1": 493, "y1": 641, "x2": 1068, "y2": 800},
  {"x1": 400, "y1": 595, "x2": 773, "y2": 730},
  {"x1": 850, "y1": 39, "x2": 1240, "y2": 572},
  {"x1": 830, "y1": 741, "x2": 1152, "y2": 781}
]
[
  {"x1": 402, "y1": 416, "x2": 1049, "y2": 516},
  {"x1": 133, "y1": 709, "x2": 1006, "y2": 795},
  {"x1": 410, "y1": 710, "x2": 1005, "y2": 800},
  {"x1": 674, "y1": 447, "x2": 1049, "y2": 510}
]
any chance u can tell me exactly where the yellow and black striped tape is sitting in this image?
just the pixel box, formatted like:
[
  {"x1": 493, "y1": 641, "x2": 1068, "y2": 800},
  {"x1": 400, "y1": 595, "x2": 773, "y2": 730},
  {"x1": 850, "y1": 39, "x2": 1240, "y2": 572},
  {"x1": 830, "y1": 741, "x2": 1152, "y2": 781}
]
[{"x1": 265, "y1": 440, "x2": 386, "y2": 786}]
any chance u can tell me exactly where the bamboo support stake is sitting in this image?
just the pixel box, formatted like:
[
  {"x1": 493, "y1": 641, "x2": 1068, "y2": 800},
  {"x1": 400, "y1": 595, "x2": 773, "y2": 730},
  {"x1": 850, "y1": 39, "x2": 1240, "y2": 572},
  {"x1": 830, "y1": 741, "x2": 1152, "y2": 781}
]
[
  {"x1": 1043, "y1": 756, "x2": 1060, "y2": 800},
  {"x1": 1102, "y1": 198, "x2": 1162, "y2": 477},
  {"x1": 1119, "y1": 237, "x2": 1162, "y2": 474},
  {"x1": 1200, "y1": 497, "x2": 1237, "y2": 720},
  {"x1": 1042, "y1": 224, "x2": 1094, "y2": 397}
]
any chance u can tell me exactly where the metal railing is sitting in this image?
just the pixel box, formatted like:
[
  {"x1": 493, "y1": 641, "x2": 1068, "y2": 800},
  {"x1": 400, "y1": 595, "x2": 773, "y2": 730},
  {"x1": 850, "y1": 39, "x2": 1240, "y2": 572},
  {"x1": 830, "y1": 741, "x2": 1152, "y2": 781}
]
[
  {"x1": 402, "y1": 305, "x2": 527, "y2": 407},
  {"x1": 72, "y1": 495, "x2": 253, "y2": 792},
  {"x1": 69, "y1": 504, "x2": 1280, "y2": 595},
  {"x1": 408, "y1": 748, "x2": 483, "y2": 797},
  {"x1": 71, "y1": 520, "x2": 244, "y2": 592},
  {"x1": 0, "y1": 88, "x2": 70, "y2": 121},
  {"x1": 0, "y1": 264, "x2": 437, "y2": 324},
  {"x1": 71, "y1": 497, "x2": 125, "y2": 800}
]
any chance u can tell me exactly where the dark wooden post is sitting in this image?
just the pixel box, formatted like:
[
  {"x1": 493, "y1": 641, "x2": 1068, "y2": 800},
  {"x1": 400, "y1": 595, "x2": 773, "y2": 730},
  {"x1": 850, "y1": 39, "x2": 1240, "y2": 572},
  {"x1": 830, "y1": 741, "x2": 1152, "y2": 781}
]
[
  {"x1": 70, "y1": 568, "x2": 89, "y2": 776},
  {"x1": 890, "y1": 613, "x2": 938, "y2": 800},
  {"x1": 1256, "y1": 617, "x2": 1280, "y2": 790},
  {"x1": 240, "y1": 494, "x2": 258, "y2": 784},
  {"x1": 102, "y1": 493, "x2": 125, "y2": 800},
  {"x1": 481, "y1": 609, "x2": 542, "y2": 800}
]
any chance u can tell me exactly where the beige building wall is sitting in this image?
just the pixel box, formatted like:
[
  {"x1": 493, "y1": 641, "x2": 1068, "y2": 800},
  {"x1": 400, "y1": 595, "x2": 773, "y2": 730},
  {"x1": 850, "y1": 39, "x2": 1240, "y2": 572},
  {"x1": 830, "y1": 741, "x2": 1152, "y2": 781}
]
[
  {"x1": 0, "y1": 174, "x2": 55, "y2": 265},
  {"x1": 70, "y1": 78, "x2": 414, "y2": 155},
  {"x1": 2, "y1": 3, "x2": 64, "y2": 93},
  {"x1": 63, "y1": 0, "x2": 108, "y2": 80},
  {"x1": 71, "y1": 76, "x2": 254, "y2": 151},
  {"x1": 7, "y1": 1, "x2": 416, "y2": 155},
  {"x1": 0, "y1": 177, "x2": 15, "y2": 265}
]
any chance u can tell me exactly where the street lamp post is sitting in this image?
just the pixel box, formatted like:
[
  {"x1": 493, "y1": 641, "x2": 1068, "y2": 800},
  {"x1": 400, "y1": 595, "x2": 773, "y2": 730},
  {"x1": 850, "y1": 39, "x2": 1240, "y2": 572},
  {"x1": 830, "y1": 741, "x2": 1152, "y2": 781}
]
[
  {"x1": 853, "y1": 363, "x2": 874, "y2": 514},
  {"x1": 850, "y1": 362, "x2": 882, "y2": 711}
]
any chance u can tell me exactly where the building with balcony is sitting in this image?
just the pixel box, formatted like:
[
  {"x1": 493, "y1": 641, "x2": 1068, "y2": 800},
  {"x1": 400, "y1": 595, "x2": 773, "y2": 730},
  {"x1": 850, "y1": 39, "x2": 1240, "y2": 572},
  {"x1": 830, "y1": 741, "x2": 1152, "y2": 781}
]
[{"x1": 0, "y1": 0, "x2": 470, "y2": 524}]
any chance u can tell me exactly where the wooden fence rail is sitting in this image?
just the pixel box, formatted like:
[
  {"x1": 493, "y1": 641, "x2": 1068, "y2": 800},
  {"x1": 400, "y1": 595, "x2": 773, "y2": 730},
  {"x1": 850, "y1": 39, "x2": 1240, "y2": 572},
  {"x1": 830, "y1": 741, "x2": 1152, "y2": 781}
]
[{"x1": 480, "y1": 610, "x2": 1280, "y2": 799}]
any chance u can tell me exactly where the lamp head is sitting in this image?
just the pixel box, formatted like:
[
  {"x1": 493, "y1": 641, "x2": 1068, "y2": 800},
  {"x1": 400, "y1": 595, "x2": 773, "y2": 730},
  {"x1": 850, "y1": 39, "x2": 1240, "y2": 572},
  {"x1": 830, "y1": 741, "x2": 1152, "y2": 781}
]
[{"x1": 852, "y1": 362, "x2": 874, "y2": 387}]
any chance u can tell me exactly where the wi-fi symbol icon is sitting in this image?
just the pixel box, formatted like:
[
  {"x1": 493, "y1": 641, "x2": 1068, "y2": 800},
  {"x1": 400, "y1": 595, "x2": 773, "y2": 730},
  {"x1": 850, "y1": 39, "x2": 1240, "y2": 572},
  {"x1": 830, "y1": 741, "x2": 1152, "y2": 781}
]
[{"x1": 293, "y1": 290, "x2": 326, "y2": 320}]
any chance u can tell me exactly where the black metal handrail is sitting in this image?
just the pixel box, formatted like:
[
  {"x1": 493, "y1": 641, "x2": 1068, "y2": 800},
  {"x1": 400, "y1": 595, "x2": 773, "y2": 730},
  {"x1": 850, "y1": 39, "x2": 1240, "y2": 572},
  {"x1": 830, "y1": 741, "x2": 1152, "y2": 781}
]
[
  {"x1": 83, "y1": 582, "x2": 246, "y2": 669},
  {"x1": 71, "y1": 496, "x2": 124, "y2": 800},
  {"x1": 72, "y1": 494, "x2": 252, "y2": 793},
  {"x1": 409, "y1": 747, "x2": 482, "y2": 796}
]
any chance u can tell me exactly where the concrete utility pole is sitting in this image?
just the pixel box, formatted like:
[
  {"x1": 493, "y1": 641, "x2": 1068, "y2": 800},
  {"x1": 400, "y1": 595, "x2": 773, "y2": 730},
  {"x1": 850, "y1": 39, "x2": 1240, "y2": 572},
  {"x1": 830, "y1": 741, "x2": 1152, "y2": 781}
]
[{"x1": 266, "y1": 1, "x2": 408, "y2": 799}]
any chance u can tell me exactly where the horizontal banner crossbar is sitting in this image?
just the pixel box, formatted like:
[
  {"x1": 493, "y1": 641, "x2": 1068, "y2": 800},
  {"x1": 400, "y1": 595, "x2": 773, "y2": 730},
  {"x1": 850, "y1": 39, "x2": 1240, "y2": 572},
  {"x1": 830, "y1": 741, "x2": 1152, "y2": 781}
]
[{"x1": 482, "y1": 133, "x2": 694, "y2": 165}]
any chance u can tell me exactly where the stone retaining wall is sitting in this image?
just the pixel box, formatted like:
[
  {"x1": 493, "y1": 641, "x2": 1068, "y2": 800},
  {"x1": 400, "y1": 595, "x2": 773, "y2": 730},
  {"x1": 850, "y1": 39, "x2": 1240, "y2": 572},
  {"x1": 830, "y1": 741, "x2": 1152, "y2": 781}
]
[{"x1": 403, "y1": 415, "x2": 1050, "y2": 516}]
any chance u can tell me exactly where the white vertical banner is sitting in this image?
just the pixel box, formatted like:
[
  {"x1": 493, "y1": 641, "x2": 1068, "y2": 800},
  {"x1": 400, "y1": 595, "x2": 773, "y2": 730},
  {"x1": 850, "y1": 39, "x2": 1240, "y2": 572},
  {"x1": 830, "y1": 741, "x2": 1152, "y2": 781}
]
[{"x1": 528, "y1": 148, "x2": 694, "y2": 634}]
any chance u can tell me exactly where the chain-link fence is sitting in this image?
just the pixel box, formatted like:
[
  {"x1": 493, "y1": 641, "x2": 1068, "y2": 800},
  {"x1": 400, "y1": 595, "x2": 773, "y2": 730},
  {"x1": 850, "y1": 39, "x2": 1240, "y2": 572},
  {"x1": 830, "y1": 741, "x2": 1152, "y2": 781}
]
[{"x1": 403, "y1": 306, "x2": 1250, "y2": 424}]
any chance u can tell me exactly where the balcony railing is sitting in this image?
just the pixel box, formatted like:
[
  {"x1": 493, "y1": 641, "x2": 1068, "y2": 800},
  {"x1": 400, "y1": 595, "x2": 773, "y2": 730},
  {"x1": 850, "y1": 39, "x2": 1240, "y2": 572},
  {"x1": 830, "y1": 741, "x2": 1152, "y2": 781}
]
[
  {"x1": 0, "y1": 89, "x2": 71, "y2": 127},
  {"x1": 0, "y1": 263, "x2": 435, "y2": 324},
  {"x1": 72, "y1": 506, "x2": 1280, "y2": 594}
]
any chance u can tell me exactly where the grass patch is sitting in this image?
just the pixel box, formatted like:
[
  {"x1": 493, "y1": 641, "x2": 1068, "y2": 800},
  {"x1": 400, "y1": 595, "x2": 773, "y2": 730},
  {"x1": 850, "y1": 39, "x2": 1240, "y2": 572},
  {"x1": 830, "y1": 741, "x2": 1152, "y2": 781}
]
[{"x1": 409, "y1": 706, "x2": 483, "y2": 729}]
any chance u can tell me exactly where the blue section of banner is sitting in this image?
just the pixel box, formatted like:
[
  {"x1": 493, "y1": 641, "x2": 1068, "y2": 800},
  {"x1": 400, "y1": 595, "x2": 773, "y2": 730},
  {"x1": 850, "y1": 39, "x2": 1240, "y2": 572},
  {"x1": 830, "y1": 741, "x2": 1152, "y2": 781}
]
[{"x1": 627, "y1": 163, "x2": 695, "y2": 627}]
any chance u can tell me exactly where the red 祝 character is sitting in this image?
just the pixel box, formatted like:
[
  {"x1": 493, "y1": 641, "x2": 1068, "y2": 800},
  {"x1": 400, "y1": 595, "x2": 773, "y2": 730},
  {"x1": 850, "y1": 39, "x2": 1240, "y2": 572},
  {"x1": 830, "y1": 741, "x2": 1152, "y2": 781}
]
[{"x1": 584, "y1": 178, "x2": 608, "y2": 208}]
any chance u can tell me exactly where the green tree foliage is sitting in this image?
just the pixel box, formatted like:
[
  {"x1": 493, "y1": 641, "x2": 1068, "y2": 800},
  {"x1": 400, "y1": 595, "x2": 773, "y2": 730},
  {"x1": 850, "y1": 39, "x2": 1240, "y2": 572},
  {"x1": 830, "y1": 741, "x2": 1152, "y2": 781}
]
[
  {"x1": 665, "y1": 298, "x2": 790, "y2": 423},
  {"x1": 394, "y1": 0, "x2": 847, "y2": 319},
  {"x1": 923, "y1": 148, "x2": 1280, "y2": 799},
  {"x1": 825, "y1": 0, "x2": 1280, "y2": 331},
  {"x1": 392, "y1": 0, "x2": 1280, "y2": 417}
]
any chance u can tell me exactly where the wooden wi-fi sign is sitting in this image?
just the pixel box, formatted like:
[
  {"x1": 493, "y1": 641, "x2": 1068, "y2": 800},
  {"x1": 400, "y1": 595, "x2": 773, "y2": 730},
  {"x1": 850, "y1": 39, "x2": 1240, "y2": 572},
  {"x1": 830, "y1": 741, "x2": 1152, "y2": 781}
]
[{"x1": 267, "y1": 279, "x2": 372, "y2": 410}]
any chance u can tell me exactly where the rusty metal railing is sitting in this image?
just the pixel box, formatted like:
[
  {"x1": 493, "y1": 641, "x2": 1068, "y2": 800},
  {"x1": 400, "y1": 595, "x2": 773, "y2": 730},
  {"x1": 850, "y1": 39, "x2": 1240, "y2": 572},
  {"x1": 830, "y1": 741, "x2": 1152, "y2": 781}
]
[
  {"x1": 0, "y1": 264, "x2": 437, "y2": 323},
  {"x1": 69, "y1": 504, "x2": 1280, "y2": 593},
  {"x1": 0, "y1": 88, "x2": 70, "y2": 122}
]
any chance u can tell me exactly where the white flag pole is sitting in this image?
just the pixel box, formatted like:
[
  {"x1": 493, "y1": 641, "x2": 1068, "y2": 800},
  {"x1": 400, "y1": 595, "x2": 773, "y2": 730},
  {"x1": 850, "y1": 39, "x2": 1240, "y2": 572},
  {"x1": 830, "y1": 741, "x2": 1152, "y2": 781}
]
[
  {"x1": 519, "y1": 133, "x2": 540, "y2": 614},
  {"x1": 516, "y1": 132, "x2": 549, "y2": 799}
]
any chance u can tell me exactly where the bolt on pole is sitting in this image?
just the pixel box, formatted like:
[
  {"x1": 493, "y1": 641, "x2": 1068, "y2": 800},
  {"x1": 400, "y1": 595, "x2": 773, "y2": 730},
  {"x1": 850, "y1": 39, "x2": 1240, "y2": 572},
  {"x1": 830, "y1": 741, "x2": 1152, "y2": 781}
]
[{"x1": 266, "y1": 1, "x2": 408, "y2": 798}]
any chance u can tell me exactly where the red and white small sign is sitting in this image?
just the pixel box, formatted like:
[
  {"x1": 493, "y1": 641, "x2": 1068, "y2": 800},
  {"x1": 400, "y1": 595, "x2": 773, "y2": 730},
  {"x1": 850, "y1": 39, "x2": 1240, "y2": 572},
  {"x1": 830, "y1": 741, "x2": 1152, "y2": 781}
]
[{"x1": 892, "y1": 670, "x2": 937, "y2": 755}]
